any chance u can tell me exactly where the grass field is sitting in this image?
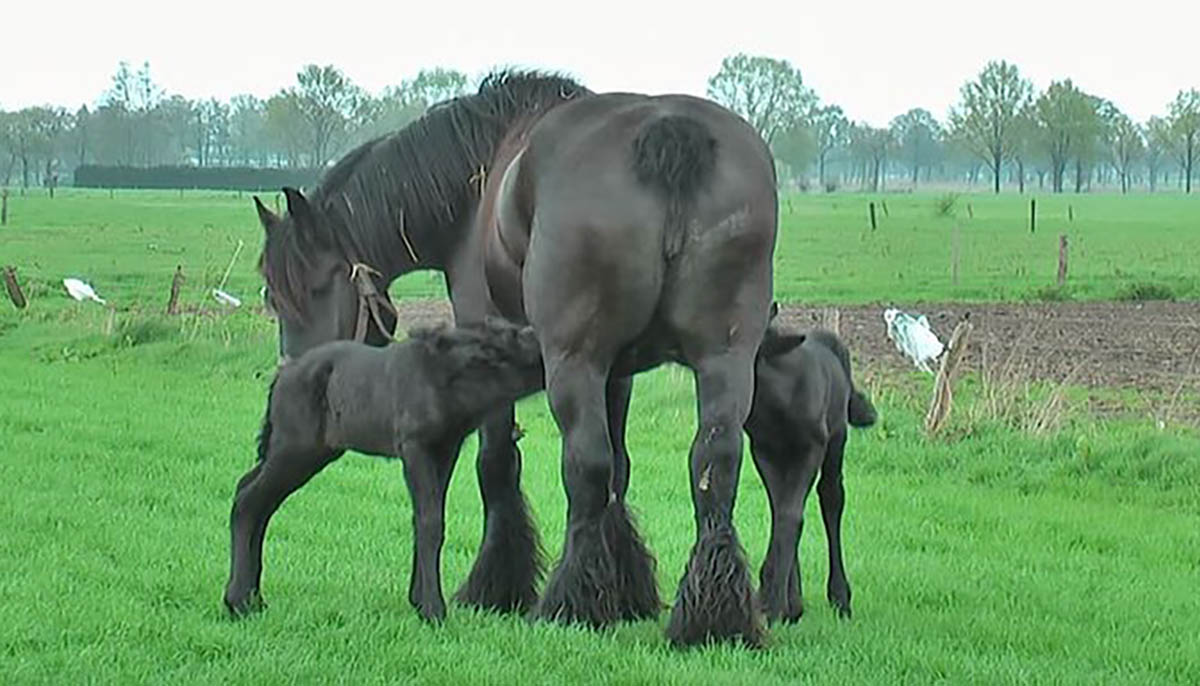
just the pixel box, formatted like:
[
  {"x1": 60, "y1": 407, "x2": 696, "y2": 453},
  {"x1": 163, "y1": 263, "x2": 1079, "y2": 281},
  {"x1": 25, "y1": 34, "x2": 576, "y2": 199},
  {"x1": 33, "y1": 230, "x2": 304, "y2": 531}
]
[{"x1": 1, "y1": 190, "x2": 1198, "y2": 684}]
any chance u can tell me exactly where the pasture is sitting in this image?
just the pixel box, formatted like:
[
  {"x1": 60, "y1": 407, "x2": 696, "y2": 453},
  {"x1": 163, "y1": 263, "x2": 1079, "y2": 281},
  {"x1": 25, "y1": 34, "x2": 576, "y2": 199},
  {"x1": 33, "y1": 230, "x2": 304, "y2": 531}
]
[{"x1": 1, "y1": 190, "x2": 1198, "y2": 683}]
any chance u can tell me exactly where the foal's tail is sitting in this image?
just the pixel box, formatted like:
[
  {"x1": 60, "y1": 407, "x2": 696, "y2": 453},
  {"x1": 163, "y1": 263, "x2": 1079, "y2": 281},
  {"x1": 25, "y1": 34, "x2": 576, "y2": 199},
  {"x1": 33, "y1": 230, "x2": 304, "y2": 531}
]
[
  {"x1": 256, "y1": 358, "x2": 336, "y2": 463},
  {"x1": 632, "y1": 115, "x2": 717, "y2": 257},
  {"x1": 848, "y1": 389, "x2": 877, "y2": 428}
]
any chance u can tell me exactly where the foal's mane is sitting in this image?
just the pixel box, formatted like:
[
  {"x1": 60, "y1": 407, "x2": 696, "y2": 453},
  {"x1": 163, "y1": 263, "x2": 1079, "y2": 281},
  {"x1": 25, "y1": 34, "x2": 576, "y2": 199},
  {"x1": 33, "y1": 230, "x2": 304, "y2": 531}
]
[
  {"x1": 261, "y1": 69, "x2": 589, "y2": 316},
  {"x1": 406, "y1": 319, "x2": 541, "y2": 381}
]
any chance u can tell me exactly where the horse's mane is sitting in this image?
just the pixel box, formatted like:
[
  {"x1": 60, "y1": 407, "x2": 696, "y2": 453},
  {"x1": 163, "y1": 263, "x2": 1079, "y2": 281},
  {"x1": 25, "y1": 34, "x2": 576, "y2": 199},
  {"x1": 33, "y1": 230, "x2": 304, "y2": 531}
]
[{"x1": 261, "y1": 69, "x2": 589, "y2": 317}]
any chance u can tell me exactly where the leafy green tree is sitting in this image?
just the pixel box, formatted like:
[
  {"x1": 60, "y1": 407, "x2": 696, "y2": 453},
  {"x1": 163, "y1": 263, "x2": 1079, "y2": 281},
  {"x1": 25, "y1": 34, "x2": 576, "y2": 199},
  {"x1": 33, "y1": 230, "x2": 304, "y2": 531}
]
[
  {"x1": 889, "y1": 108, "x2": 942, "y2": 187},
  {"x1": 948, "y1": 60, "x2": 1032, "y2": 193},
  {"x1": 707, "y1": 54, "x2": 816, "y2": 145},
  {"x1": 1031, "y1": 80, "x2": 1096, "y2": 192},
  {"x1": 1166, "y1": 89, "x2": 1200, "y2": 193},
  {"x1": 1104, "y1": 106, "x2": 1143, "y2": 193},
  {"x1": 1144, "y1": 116, "x2": 1172, "y2": 191}
]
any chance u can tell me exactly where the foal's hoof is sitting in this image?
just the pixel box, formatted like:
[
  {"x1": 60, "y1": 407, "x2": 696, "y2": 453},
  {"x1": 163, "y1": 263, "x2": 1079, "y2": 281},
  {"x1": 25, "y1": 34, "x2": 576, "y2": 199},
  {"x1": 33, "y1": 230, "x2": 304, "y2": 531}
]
[
  {"x1": 224, "y1": 589, "x2": 266, "y2": 618},
  {"x1": 413, "y1": 599, "x2": 448, "y2": 624}
]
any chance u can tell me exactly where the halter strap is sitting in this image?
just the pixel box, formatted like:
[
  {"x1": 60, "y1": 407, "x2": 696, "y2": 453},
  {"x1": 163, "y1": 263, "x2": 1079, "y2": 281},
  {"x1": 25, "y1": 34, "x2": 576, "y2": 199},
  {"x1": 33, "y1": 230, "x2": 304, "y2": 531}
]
[{"x1": 349, "y1": 262, "x2": 398, "y2": 343}]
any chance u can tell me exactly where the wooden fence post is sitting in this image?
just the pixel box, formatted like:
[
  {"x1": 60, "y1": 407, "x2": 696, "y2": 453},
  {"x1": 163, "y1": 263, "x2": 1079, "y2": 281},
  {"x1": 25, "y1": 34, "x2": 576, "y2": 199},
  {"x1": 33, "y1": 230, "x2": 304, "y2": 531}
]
[
  {"x1": 1029, "y1": 198, "x2": 1036, "y2": 233},
  {"x1": 4, "y1": 266, "x2": 26, "y2": 309},
  {"x1": 925, "y1": 315, "x2": 973, "y2": 437},
  {"x1": 951, "y1": 224, "x2": 961, "y2": 287},
  {"x1": 869, "y1": 201, "x2": 877, "y2": 231},
  {"x1": 1057, "y1": 234, "x2": 1069, "y2": 287},
  {"x1": 166, "y1": 265, "x2": 185, "y2": 315},
  {"x1": 1, "y1": 189, "x2": 7, "y2": 226}
]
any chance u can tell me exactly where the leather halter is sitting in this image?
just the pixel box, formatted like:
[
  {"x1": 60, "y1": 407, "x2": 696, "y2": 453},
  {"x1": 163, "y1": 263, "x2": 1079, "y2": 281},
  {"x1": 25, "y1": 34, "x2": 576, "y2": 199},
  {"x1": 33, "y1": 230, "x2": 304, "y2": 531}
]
[{"x1": 349, "y1": 262, "x2": 398, "y2": 343}]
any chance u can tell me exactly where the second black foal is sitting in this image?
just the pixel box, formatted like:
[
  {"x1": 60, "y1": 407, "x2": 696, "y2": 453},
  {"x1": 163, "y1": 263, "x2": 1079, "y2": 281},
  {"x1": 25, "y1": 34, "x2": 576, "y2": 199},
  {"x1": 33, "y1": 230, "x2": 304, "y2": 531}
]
[{"x1": 746, "y1": 326, "x2": 877, "y2": 623}]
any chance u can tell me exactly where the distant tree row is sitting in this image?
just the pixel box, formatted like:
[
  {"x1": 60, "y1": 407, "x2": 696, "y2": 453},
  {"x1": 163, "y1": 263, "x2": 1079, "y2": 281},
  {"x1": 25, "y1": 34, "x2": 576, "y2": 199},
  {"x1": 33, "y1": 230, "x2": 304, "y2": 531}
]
[
  {"x1": 1, "y1": 57, "x2": 1196, "y2": 193},
  {"x1": 707, "y1": 55, "x2": 1200, "y2": 194},
  {"x1": 0, "y1": 61, "x2": 470, "y2": 189}
]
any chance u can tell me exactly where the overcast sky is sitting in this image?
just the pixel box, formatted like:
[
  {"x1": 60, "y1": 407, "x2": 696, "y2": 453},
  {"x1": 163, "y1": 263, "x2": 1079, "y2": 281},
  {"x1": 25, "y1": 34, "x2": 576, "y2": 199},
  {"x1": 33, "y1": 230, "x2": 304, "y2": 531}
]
[{"x1": 5, "y1": 0, "x2": 1197, "y2": 127}]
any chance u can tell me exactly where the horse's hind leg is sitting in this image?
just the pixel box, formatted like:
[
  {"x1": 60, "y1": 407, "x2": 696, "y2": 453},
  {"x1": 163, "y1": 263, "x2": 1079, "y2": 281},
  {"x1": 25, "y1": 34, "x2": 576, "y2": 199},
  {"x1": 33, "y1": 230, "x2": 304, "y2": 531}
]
[
  {"x1": 607, "y1": 374, "x2": 634, "y2": 500},
  {"x1": 453, "y1": 405, "x2": 543, "y2": 614},
  {"x1": 224, "y1": 445, "x2": 340, "y2": 616},
  {"x1": 665, "y1": 348, "x2": 765, "y2": 647},
  {"x1": 818, "y1": 429, "x2": 852, "y2": 618},
  {"x1": 401, "y1": 438, "x2": 460, "y2": 622},
  {"x1": 533, "y1": 353, "x2": 660, "y2": 626}
]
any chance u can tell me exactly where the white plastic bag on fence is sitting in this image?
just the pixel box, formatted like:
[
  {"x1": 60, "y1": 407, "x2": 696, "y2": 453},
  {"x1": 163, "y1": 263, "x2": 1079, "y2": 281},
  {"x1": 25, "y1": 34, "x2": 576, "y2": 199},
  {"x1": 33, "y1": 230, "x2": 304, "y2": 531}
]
[{"x1": 884, "y1": 308, "x2": 944, "y2": 374}]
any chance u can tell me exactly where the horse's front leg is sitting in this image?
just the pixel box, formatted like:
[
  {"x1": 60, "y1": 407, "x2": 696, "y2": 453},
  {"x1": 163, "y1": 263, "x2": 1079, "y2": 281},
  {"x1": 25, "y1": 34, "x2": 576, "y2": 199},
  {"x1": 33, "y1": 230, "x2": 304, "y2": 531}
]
[{"x1": 453, "y1": 405, "x2": 544, "y2": 613}]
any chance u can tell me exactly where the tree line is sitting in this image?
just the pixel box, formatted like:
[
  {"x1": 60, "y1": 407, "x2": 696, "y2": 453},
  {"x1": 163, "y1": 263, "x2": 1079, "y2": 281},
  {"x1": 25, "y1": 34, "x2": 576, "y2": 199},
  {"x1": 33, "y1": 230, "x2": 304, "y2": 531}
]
[
  {"x1": 1, "y1": 57, "x2": 1197, "y2": 193},
  {"x1": 708, "y1": 55, "x2": 1199, "y2": 194}
]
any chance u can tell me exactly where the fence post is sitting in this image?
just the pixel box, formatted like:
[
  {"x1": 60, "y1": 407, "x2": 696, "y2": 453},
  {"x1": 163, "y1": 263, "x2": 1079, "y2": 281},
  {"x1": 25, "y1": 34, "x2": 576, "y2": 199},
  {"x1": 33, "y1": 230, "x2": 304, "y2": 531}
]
[
  {"x1": 951, "y1": 224, "x2": 961, "y2": 286},
  {"x1": 166, "y1": 265, "x2": 185, "y2": 315},
  {"x1": 1, "y1": 189, "x2": 7, "y2": 226},
  {"x1": 1057, "y1": 234, "x2": 1069, "y2": 287},
  {"x1": 1029, "y1": 198, "x2": 1036, "y2": 233},
  {"x1": 3, "y1": 266, "x2": 26, "y2": 309},
  {"x1": 925, "y1": 315, "x2": 973, "y2": 437},
  {"x1": 869, "y1": 202, "x2": 877, "y2": 231}
]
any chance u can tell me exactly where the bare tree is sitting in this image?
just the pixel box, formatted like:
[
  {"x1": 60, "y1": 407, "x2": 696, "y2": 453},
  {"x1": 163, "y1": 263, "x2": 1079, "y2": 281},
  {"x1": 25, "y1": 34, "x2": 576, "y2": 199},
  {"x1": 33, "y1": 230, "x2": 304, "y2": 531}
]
[
  {"x1": 949, "y1": 60, "x2": 1032, "y2": 193},
  {"x1": 289, "y1": 64, "x2": 365, "y2": 167}
]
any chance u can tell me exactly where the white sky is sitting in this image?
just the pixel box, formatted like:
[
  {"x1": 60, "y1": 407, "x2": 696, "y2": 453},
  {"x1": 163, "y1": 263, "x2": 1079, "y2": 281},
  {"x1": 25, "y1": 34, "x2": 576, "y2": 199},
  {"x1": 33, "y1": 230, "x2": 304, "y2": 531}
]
[{"x1": 4, "y1": 0, "x2": 1197, "y2": 127}]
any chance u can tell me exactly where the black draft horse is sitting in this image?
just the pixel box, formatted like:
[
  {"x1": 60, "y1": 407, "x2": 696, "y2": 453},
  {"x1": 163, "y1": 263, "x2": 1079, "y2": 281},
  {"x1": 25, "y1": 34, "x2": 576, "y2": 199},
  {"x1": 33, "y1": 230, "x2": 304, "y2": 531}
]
[{"x1": 250, "y1": 71, "x2": 778, "y2": 646}]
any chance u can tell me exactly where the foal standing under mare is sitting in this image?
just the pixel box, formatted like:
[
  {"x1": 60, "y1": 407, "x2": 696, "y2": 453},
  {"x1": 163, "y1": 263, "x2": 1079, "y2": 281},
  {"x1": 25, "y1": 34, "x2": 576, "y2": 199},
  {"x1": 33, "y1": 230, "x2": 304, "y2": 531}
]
[
  {"x1": 224, "y1": 320, "x2": 546, "y2": 622},
  {"x1": 255, "y1": 70, "x2": 780, "y2": 646},
  {"x1": 746, "y1": 326, "x2": 876, "y2": 623}
]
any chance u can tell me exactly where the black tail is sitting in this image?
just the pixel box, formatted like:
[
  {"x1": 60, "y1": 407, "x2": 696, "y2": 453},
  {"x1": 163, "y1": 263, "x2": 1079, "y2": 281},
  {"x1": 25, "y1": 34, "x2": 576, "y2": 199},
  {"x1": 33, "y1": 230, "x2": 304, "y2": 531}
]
[
  {"x1": 632, "y1": 115, "x2": 717, "y2": 256},
  {"x1": 848, "y1": 390, "x2": 877, "y2": 428},
  {"x1": 809, "y1": 329, "x2": 877, "y2": 428}
]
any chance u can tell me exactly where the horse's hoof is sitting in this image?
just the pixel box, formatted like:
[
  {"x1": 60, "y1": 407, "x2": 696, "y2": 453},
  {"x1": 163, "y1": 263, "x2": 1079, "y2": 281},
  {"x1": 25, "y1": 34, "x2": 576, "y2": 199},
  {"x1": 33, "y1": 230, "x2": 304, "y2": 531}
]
[{"x1": 224, "y1": 589, "x2": 266, "y2": 618}]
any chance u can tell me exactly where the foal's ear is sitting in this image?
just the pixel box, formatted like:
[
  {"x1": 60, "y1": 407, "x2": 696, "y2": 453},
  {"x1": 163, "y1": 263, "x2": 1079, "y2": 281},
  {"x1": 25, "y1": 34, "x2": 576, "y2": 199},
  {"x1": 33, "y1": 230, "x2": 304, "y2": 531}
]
[
  {"x1": 769, "y1": 301, "x2": 780, "y2": 322},
  {"x1": 253, "y1": 196, "x2": 278, "y2": 232},
  {"x1": 759, "y1": 332, "x2": 805, "y2": 359}
]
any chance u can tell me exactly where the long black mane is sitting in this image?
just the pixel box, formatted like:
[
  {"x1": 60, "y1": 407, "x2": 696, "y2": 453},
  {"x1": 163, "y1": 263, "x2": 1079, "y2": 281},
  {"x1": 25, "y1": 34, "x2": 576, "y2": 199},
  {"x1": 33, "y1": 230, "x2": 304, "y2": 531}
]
[{"x1": 261, "y1": 70, "x2": 589, "y2": 315}]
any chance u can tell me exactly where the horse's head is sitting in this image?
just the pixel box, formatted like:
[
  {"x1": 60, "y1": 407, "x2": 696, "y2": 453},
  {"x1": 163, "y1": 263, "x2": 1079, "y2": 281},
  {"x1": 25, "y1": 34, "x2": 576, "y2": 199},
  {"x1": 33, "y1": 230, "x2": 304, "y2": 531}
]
[{"x1": 256, "y1": 187, "x2": 397, "y2": 363}]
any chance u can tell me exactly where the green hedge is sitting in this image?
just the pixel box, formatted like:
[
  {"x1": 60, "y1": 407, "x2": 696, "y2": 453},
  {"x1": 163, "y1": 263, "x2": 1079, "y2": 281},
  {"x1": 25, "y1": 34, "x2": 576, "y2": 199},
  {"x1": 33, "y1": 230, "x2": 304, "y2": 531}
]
[{"x1": 73, "y1": 165, "x2": 322, "y2": 191}]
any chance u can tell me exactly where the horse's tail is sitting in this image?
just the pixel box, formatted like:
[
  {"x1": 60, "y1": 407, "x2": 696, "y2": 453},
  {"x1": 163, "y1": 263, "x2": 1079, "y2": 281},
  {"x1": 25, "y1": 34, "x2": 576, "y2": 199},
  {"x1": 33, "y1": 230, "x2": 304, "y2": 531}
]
[
  {"x1": 810, "y1": 329, "x2": 877, "y2": 428},
  {"x1": 632, "y1": 115, "x2": 717, "y2": 257}
]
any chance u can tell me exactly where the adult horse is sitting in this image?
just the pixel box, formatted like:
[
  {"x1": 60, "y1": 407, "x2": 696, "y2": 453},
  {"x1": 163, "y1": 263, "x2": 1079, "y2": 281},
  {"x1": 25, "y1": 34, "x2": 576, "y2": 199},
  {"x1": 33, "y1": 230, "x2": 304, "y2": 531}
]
[{"x1": 253, "y1": 71, "x2": 778, "y2": 646}]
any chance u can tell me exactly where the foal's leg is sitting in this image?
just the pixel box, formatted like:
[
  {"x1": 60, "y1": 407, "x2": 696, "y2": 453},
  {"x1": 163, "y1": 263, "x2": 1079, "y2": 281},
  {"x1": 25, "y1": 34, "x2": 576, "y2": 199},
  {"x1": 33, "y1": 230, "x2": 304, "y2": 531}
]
[
  {"x1": 401, "y1": 438, "x2": 461, "y2": 622},
  {"x1": 453, "y1": 405, "x2": 543, "y2": 613},
  {"x1": 751, "y1": 441, "x2": 823, "y2": 624},
  {"x1": 224, "y1": 445, "x2": 341, "y2": 616},
  {"x1": 665, "y1": 349, "x2": 765, "y2": 647},
  {"x1": 818, "y1": 429, "x2": 852, "y2": 618}
]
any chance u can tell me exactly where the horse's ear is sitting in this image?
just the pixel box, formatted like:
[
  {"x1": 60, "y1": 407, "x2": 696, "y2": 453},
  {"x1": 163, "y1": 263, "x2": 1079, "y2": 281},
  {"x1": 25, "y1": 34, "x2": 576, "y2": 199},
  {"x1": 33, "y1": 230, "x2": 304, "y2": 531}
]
[
  {"x1": 282, "y1": 187, "x2": 313, "y2": 224},
  {"x1": 759, "y1": 331, "x2": 805, "y2": 359},
  {"x1": 253, "y1": 196, "x2": 278, "y2": 232}
]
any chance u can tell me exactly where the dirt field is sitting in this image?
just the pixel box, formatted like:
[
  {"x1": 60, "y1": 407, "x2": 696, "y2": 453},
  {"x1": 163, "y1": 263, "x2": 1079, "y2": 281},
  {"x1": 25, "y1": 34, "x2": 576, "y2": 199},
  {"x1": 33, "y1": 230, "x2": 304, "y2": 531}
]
[{"x1": 393, "y1": 299, "x2": 1200, "y2": 394}]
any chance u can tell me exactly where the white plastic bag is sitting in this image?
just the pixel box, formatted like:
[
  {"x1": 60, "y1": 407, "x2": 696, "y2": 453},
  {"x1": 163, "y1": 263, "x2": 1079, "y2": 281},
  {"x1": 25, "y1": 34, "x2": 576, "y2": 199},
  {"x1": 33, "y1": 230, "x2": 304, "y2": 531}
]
[{"x1": 884, "y1": 308, "x2": 944, "y2": 374}]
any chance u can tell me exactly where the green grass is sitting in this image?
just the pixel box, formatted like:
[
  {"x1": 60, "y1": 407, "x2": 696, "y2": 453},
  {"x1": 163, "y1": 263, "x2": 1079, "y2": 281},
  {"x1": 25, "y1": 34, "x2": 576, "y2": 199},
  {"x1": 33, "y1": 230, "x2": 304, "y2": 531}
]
[
  {"x1": 1, "y1": 190, "x2": 1198, "y2": 683},
  {"x1": 1, "y1": 188, "x2": 1197, "y2": 307}
]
